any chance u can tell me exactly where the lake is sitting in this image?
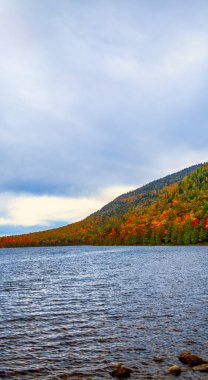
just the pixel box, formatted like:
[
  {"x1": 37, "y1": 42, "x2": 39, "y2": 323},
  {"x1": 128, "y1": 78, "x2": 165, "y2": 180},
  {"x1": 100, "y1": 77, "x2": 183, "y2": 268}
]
[{"x1": 0, "y1": 245, "x2": 207, "y2": 379}]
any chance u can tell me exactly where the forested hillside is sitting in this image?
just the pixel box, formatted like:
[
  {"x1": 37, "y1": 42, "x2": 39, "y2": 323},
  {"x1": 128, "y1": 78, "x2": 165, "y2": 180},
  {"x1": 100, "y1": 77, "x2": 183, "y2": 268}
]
[
  {"x1": 0, "y1": 163, "x2": 207, "y2": 247},
  {"x1": 93, "y1": 163, "x2": 203, "y2": 218}
]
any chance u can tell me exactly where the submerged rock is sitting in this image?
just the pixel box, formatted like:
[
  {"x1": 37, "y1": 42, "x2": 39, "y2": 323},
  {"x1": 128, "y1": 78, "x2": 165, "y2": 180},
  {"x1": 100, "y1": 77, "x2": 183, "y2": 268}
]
[
  {"x1": 178, "y1": 352, "x2": 206, "y2": 366},
  {"x1": 168, "y1": 365, "x2": 181, "y2": 376},
  {"x1": 111, "y1": 363, "x2": 132, "y2": 379},
  {"x1": 192, "y1": 364, "x2": 208, "y2": 372},
  {"x1": 153, "y1": 357, "x2": 165, "y2": 363}
]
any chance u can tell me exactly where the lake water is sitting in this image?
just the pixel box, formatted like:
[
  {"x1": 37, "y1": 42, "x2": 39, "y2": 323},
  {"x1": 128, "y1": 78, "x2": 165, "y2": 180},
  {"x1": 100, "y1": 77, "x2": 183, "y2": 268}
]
[{"x1": 0, "y1": 246, "x2": 207, "y2": 379}]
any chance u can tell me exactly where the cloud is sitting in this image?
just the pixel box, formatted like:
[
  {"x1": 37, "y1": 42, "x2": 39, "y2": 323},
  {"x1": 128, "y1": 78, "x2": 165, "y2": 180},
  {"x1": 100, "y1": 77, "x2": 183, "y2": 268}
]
[
  {"x1": 0, "y1": 184, "x2": 135, "y2": 228},
  {"x1": 104, "y1": 31, "x2": 208, "y2": 90},
  {"x1": 151, "y1": 147, "x2": 208, "y2": 180},
  {"x1": 0, "y1": 0, "x2": 207, "y2": 234}
]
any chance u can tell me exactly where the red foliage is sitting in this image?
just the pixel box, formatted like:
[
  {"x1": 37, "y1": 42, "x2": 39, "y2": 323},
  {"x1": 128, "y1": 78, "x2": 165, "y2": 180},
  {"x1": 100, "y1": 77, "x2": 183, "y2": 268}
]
[{"x1": 191, "y1": 218, "x2": 200, "y2": 227}]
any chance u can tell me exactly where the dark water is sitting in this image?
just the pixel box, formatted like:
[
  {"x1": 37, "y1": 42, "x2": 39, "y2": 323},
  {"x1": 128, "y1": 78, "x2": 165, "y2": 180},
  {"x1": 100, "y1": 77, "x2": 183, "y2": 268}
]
[{"x1": 0, "y1": 246, "x2": 207, "y2": 379}]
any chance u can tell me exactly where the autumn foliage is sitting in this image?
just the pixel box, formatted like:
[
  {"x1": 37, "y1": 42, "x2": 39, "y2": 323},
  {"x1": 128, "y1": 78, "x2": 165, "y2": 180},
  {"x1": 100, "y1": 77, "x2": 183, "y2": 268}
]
[{"x1": 0, "y1": 164, "x2": 207, "y2": 248}]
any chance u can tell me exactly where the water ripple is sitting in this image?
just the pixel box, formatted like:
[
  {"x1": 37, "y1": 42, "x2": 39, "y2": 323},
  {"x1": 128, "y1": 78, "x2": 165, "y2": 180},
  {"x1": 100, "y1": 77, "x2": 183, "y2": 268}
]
[{"x1": 0, "y1": 245, "x2": 207, "y2": 379}]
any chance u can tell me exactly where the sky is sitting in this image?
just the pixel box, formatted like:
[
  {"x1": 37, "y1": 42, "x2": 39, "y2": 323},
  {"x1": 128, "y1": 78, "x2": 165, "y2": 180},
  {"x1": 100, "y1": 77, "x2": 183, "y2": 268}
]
[{"x1": 0, "y1": 0, "x2": 207, "y2": 235}]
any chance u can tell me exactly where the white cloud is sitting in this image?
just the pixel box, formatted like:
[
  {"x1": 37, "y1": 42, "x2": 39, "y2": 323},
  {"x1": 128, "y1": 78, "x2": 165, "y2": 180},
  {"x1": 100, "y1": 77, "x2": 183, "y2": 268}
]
[{"x1": 0, "y1": 184, "x2": 135, "y2": 228}]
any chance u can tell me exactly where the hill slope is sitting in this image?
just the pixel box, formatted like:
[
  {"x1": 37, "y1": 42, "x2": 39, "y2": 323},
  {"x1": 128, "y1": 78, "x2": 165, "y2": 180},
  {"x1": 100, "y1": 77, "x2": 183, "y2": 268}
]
[
  {"x1": 0, "y1": 163, "x2": 207, "y2": 247},
  {"x1": 93, "y1": 163, "x2": 203, "y2": 218}
]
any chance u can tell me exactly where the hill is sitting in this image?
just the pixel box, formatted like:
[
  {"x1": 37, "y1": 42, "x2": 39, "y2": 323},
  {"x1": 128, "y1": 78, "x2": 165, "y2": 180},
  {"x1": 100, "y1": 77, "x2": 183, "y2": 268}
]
[
  {"x1": 93, "y1": 163, "x2": 203, "y2": 218},
  {"x1": 0, "y1": 162, "x2": 207, "y2": 247}
]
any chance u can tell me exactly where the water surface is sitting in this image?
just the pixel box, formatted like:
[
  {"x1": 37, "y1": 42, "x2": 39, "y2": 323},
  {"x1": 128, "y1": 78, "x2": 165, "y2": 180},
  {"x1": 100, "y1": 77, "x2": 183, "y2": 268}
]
[{"x1": 0, "y1": 245, "x2": 207, "y2": 379}]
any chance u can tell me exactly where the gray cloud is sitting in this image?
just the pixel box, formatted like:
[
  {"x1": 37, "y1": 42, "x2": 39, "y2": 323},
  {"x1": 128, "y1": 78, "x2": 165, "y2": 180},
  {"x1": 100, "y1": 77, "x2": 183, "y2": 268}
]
[{"x1": 0, "y1": 0, "x2": 207, "y2": 204}]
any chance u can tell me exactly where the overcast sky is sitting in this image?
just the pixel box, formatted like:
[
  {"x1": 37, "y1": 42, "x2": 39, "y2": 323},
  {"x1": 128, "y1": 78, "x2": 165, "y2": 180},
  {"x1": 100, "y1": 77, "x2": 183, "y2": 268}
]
[{"x1": 0, "y1": 0, "x2": 207, "y2": 235}]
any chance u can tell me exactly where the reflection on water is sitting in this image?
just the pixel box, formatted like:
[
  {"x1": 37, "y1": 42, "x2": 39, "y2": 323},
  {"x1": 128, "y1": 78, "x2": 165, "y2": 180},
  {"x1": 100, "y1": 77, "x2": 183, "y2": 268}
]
[{"x1": 0, "y1": 245, "x2": 207, "y2": 379}]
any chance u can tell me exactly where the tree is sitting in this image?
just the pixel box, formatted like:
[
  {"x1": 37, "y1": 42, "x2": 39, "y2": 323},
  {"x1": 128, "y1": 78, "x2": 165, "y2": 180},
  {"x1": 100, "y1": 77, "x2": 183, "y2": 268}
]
[{"x1": 183, "y1": 221, "x2": 192, "y2": 245}]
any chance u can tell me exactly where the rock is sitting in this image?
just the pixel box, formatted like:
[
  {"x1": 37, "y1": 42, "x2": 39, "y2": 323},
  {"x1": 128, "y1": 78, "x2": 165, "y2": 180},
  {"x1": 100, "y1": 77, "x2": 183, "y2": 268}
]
[
  {"x1": 134, "y1": 323, "x2": 145, "y2": 330},
  {"x1": 178, "y1": 352, "x2": 206, "y2": 366},
  {"x1": 168, "y1": 365, "x2": 181, "y2": 376},
  {"x1": 153, "y1": 357, "x2": 165, "y2": 363},
  {"x1": 178, "y1": 352, "x2": 191, "y2": 364},
  {"x1": 111, "y1": 363, "x2": 132, "y2": 378},
  {"x1": 192, "y1": 364, "x2": 208, "y2": 372}
]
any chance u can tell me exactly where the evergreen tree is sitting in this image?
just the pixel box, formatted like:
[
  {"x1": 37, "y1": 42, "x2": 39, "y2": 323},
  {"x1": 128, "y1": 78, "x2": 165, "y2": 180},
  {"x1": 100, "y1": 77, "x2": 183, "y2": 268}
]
[
  {"x1": 199, "y1": 227, "x2": 208, "y2": 243},
  {"x1": 191, "y1": 226, "x2": 200, "y2": 244},
  {"x1": 177, "y1": 229, "x2": 184, "y2": 245},
  {"x1": 150, "y1": 229, "x2": 156, "y2": 245},
  {"x1": 171, "y1": 224, "x2": 179, "y2": 245},
  {"x1": 165, "y1": 223, "x2": 173, "y2": 244},
  {"x1": 142, "y1": 225, "x2": 151, "y2": 244},
  {"x1": 183, "y1": 221, "x2": 192, "y2": 245}
]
